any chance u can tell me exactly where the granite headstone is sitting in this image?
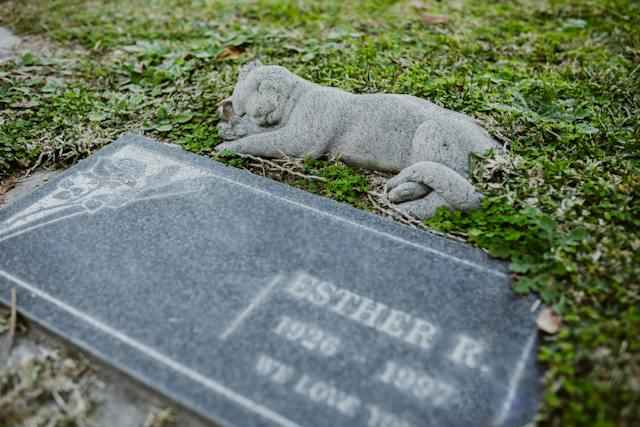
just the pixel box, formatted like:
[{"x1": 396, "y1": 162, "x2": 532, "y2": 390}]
[{"x1": 0, "y1": 135, "x2": 540, "y2": 427}]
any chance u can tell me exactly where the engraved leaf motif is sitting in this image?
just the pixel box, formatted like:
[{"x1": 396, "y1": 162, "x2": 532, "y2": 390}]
[
  {"x1": 52, "y1": 190, "x2": 73, "y2": 200},
  {"x1": 151, "y1": 165, "x2": 180, "y2": 181},
  {"x1": 59, "y1": 179, "x2": 75, "y2": 189},
  {"x1": 135, "y1": 177, "x2": 206, "y2": 200},
  {"x1": 0, "y1": 149, "x2": 208, "y2": 242},
  {"x1": 83, "y1": 199, "x2": 103, "y2": 212},
  {"x1": 115, "y1": 158, "x2": 146, "y2": 179},
  {"x1": 92, "y1": 193, "x2": 131, "y2": 209},
  {"x1": 70, "y1": 186, "x2": 85, "y2": 196},
  {"x1": 91, "y1": 158, "x2": 146, "y2": 184},
  {"x1": 92, "y1": 159, "x2": 113, "y2": 177}
]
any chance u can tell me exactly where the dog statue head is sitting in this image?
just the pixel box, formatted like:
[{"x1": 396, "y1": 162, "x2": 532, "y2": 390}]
[{"x1": 218, "y1": 61, "x2": 301, "y2": 141}]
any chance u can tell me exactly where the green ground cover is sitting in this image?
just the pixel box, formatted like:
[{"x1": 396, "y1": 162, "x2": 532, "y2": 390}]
[{"x1": 1, "y1": 0, "x2": 638, "y2": 425}]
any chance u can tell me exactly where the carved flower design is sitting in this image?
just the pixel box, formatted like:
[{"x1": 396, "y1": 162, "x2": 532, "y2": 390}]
[
  {"x1": 50, "y1": 159, "x2": 146, "y2": 206},
  {"x1": 91, "y1": 193, "x2": 131, "y2": 209},
  {"x1": 83, "y1": 198, "x2": 104, "y2": 212},
  {"x1": 0, "y1": 151, "x2": 207, "y2": 242},
  {"x1": 52, "y1": 177, "x2": 87, "y2": 200},
  {"x1": 88, "y1": 158, "x2": 146, "y2": 188}
]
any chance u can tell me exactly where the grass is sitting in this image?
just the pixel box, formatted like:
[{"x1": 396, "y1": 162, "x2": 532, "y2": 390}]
[
  {"x1": 0, "y1": 350, "x2": 95, "y2": 426},
  {"x1": 1, "y1": 0, "x2": 639, "y2": 425}
]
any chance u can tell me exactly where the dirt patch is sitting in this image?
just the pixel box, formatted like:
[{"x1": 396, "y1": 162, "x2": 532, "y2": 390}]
[{"x1": 0, "y1": 313, "x2": 214, "y2": 427}]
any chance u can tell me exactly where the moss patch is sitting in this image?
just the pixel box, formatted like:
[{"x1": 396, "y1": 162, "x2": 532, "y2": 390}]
[{"x1": 1, "y1": 0, "x2": 639, "y2": 425}]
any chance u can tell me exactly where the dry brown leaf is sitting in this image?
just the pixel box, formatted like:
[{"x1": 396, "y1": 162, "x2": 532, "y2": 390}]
[
  {"x1": 216, "y1": 45, "x2": 246, "y2": 61},
  {"x1": 421, "y1": 14, "x2": 449, "y2": 25},
  {"x1": 0, "y1": 176, "x2": 17, "y2": 206},
  {"x1": 536, "y1": 307, "x2": 562, "y2": 334}
]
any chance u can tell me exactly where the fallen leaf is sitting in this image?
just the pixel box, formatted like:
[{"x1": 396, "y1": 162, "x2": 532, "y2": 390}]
[
  {"x1": 216, "y1": 45, "x2": 246, "y2": 61},
  {"x1": 421, "y1": 14, "x2": 449, "y2": 25},
  {"x1": 0, "y1": 176, "x2": 17, "y2": 206},
  {"x1": 536, "y1": 307, "x2": 562, "y2": 334}
]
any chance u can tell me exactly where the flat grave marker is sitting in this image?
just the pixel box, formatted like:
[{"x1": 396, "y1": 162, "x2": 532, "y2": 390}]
[{"x1": 0, "y1": 135, "x2": 540, "y2": 427}]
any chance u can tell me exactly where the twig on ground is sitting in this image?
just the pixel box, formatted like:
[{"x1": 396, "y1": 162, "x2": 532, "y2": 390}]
[
  {"x1": 25, "y1": 151, "x2": 46, "y2": 177},
  {"x1": 367, "y1": 191, "x2": 468, "y2": 243},
  {"x1": 367, "y1": 192, "x2": 424, "y2": 228},
  {"x1": 233, "y1": 153, "x2": 328, "y2": 182},
  {"x1": 223, "y1": 152, "x2": 469, "y2": 243},
  {"x1": 52, "y1": 389, "x2": 69, "y2": 414}
]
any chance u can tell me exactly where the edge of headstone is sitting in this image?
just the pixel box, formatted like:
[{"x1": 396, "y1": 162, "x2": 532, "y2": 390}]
[
  {"x1": 0, "y1": 132, "x2": 543, "y2": 427},
  {"x1": 0, "y1": 132, "x2": 510, "y2": 278}
]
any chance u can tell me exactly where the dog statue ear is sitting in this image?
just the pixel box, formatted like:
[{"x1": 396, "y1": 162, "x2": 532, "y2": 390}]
[
  {"x1": 238, "y1": 59, "x2": 263, "y2": 81},
  {"x1": 256, "y1": 77, "x2": 288, "y2": 125},
  {"x1": 258, "y1": 78, "x2": 286, "y2": 98}
]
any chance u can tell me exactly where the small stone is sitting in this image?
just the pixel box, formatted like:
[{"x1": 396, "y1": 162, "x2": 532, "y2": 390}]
[{"x1": 536, "y1": 307, "x2": 562, "y2": 334}]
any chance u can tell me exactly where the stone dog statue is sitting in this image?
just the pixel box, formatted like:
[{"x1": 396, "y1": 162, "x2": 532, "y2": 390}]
[{"x1": 216, "y1": 61, "x2": 498, "y2": 218}]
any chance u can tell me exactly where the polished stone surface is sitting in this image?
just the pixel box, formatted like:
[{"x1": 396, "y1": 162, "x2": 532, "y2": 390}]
[{"x1": 0, "y1": 135, "x2": 540, "y2": 427}]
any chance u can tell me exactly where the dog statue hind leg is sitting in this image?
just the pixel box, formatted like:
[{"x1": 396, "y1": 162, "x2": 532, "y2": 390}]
[{"x1": 385, "y1": 120, "x2": 485, "y2": 219}]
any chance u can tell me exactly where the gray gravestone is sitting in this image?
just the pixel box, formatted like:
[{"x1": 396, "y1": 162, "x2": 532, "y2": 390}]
[{"x1": 0, "y1": 135, "x2": 540, "y2": 427}]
